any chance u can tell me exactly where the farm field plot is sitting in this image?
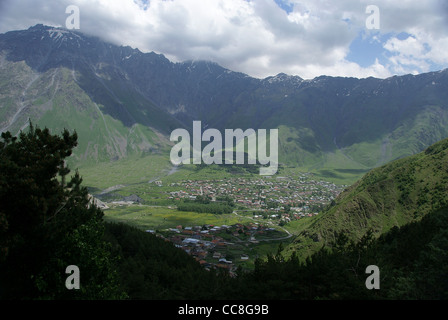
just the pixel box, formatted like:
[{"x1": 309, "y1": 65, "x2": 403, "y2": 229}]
[{"x1": 103, "y1": 204, "x2": 254, "y2": 231}]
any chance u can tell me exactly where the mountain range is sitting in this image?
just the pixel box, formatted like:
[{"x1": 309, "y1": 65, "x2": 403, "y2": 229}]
[{"x1": 1, "y1": 24, "x2": 448, "y2": 181}]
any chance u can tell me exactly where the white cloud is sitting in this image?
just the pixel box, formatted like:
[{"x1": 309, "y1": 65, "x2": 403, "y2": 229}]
[
  {"x1": 382, "y1": 27, "x2": 448, "y2": 75},
  {"x1": 0, "y1": 0, "x2": 446, "y2": 79}
]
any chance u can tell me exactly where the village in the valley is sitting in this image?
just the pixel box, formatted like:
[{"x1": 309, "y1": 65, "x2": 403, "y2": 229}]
[
  {"x1": 166, "y1": 173, "x2": 345, "y2": 220},
  {"x1": 146, "y1": 172, "x2": 347, "y2": 273},
  {"x1": 152, "y1": 222, "x2": 285, "y2": 276}
]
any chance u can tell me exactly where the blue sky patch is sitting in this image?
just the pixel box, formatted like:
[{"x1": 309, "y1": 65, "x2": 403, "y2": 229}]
[{"x1": 274, "y1": 0, "x2": 294, "y2": 14}]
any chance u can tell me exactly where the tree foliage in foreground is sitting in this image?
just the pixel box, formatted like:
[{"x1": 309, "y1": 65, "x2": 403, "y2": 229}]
[{"x1": 0, "y1": 124, "x2": 125, "y2": 299}]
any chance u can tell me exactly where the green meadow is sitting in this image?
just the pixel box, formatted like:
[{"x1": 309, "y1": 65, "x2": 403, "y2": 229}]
[{"x1": 103, "y1": 204, "x2": 254, "y2": 231}]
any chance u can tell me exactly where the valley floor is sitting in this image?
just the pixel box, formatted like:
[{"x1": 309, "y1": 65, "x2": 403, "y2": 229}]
[{"x1": 88, "y1": 164, "x2": 348, "y2": 271}]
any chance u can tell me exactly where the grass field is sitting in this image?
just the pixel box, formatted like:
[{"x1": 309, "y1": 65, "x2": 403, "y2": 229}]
[
  {"x1": 76, "y1": 154, "x2": 172, "y2": 191},
  {"x1": 103, "y1": 204, "x2": 255, "y2": 231}
]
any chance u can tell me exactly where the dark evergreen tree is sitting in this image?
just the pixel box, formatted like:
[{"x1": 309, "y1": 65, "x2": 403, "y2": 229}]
[{"x1": 0, "y1": 123, "x2": 125, "y2": 299}]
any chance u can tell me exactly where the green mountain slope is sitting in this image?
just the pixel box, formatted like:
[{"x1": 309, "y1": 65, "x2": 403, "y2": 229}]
[
  {"x1": 225, "y1": 204, "x2": 448, "y2": 300},
  {"x1": 287, "y1": 137, "x2": 448, "y2": 258},
  {"x1": 0, "y1": 52, "x2": 174, "y2": 174}
]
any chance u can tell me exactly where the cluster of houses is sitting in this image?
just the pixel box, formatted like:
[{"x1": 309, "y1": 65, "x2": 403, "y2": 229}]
[
  {"x1": 166, "y1": 175, "x2": 345, "y2": 215},
  {"x1": 152, "y1": 223, "x2": 278, "y2": 274}
]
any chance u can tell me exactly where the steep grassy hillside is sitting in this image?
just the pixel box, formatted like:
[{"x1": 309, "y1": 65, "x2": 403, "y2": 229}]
[
  {"x1": 286, "y1": 137, "x2": 448, "y2": 259},
  {"x1": 0, "y1": 54, "x2": 173, "y2": 170}
]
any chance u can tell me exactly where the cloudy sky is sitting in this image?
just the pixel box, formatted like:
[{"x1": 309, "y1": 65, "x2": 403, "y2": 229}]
[{"x1": 0, "y1": 0, "x2": 447, "y2": 79}]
